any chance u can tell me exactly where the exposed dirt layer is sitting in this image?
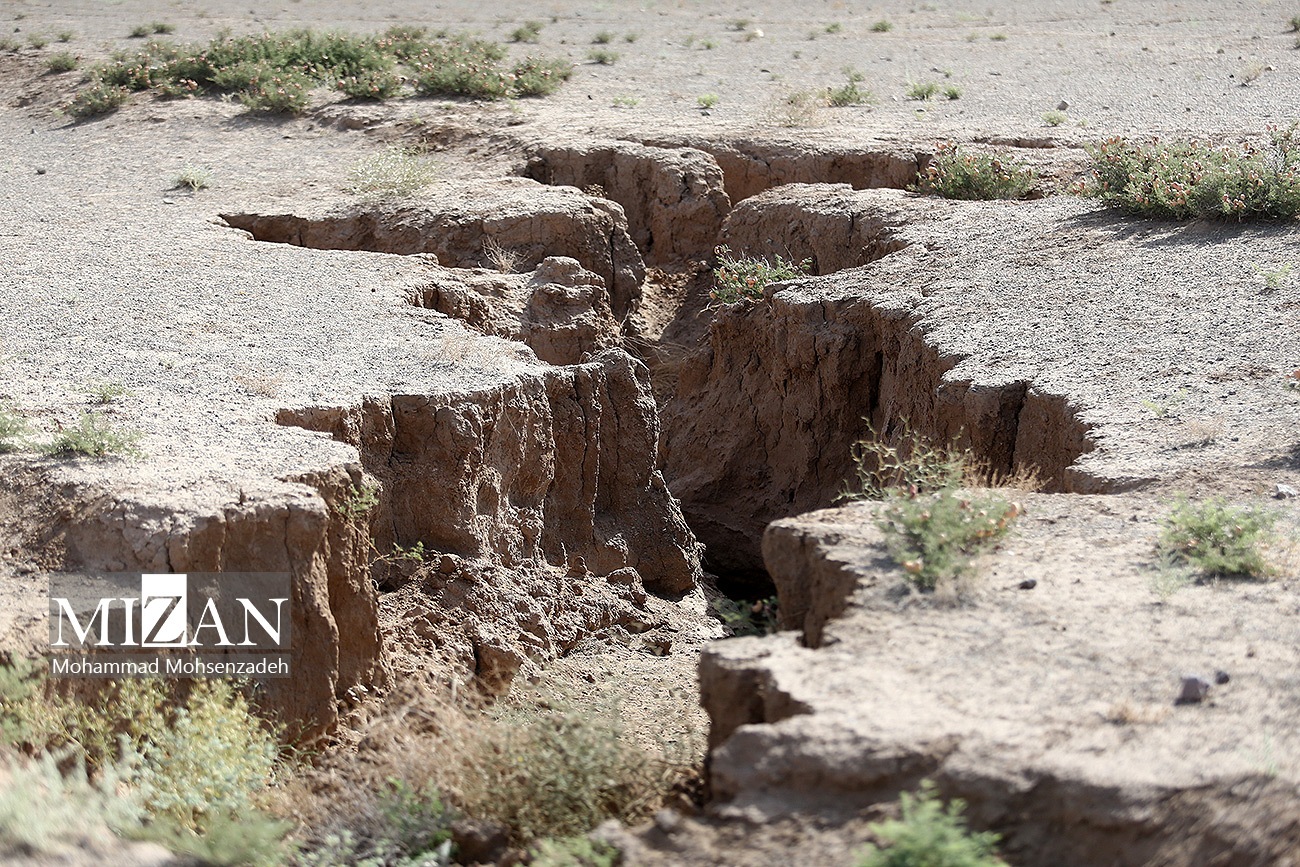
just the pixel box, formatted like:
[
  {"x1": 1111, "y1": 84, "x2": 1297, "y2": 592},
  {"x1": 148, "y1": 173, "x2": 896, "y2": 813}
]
[{"x1": 697, "y1": 493, "x2": 1300, "y2": 866}]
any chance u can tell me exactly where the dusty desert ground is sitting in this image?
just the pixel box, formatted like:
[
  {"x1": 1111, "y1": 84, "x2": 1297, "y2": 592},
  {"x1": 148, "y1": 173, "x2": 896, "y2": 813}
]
[{"x1": 1, "y1": 0, "x2": 1299, "y2": 864}]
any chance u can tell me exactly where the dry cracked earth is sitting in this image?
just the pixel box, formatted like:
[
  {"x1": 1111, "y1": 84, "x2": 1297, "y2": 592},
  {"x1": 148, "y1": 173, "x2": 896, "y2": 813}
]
[{"x1": 1, "y1": 0, "x2": 1300, "y2": 864}]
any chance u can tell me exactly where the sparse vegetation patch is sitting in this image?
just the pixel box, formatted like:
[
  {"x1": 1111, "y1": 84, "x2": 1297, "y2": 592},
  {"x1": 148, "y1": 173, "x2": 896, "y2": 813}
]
[
  {"x1": 1082, "y1": 130, "x2": 1300, "y2": 220},
  {"x1": 1157, "y1": 497, "x2": 1277, "y2": 579},
  {"x1": 915, "y1": 143, "x2": 1036, "y2": 200},
  {"x1": 711, "y1": 245, "x2": 811, "y2": 304},
  {"x1": 70, "y1": 28, "x2": 572, "y2": 117},
  {"x1": 44, "y1": 411, "x2": 142, "y2": 458},
  {"x1": 858, "y1": 782, "x2": 1006, "y2": 867}
]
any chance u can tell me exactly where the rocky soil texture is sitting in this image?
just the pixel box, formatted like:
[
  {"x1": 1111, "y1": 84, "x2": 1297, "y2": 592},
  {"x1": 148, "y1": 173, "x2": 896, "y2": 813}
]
[{"x1": 1, "y1": 0, "x2": 1298, "y2": 864}]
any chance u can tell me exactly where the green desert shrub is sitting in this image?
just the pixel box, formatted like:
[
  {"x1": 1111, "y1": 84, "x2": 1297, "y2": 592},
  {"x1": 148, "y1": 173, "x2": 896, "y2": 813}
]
[
  {"x1": 586, "y1": 48, "x2": 619, "y2": 64},
  {"x1": 46, "y1": 50, "x2": 78, "y2": 72},
  {"x1": 0, "y1": 668, "x2": 289, "y2": 863},
  {"x1": 239, "y1": 67, "x2": 313, "y2": 113},
  {"x1": 915, "y1": 143, "x2": 1036, "y2": 200},
  {"x1": 73, "y1": 28, "x2": 568, "y2": 116},
  {"x1": 827, "y1": 69, "x2": 874, "y2": 106},
  {"x1": 0, "y1": 749, "x2": 144, "y2": 857},
  {"x1": 511, "y1": 56, "x2": 573, "y2": 96},
  {"x1": 44, "y1": 411, "x2": 142, "y2": 458},
  {"x1": 876, "y1": 488, "x2": 1021, "y2": 592},
  {"x1": 510, "y1": 20, "x2": 545, "y2": 43},
  {"x1": 1081, "y1": 129, "x2": 1300, "y2": 220},
  {"x1": 336, "y1": 68, "x2": 404, "y2": 100},
  {"x1": 68, "y1": 81, "x2": 131, "y2": 117},
  {"x1": 858, "y1": 782, "x2": 1006, "y2": 867},
  {"x1": 710, "y1": 596, "x2": 778, "y2": 637},
  {"x1": 906, "y1": 80, "x2": 938, "y2": 100},
  {"x1": 844, "y1": 425, "x2": 1022, "y2": 592},
  {"x1": 1157, "y1": 497, "x2": 1277, "y2": 579},
  {"x1": 711, "y1": 245, "x2": 811, "y2": 303}
]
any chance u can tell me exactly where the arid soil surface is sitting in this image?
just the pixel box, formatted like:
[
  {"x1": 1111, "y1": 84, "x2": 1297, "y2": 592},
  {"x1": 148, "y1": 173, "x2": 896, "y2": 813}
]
[{"x1": 1, "y1": 0, "x2": 1299, "y2": 864}]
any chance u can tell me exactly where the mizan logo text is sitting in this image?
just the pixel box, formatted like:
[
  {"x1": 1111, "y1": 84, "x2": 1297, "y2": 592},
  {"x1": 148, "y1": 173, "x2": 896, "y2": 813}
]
[{"x1": 51, "y1": 574, "x2": 288, "y2": 649}]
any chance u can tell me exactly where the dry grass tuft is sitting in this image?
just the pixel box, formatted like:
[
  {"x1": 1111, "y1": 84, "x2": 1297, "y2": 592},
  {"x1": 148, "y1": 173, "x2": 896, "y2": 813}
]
[{"x1": 278, "y1": 678, "x2": 695, "y2": 850}]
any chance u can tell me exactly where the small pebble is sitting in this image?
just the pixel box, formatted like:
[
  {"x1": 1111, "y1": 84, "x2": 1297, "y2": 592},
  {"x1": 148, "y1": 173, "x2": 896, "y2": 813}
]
[
  {"x1": 1274, "y1": 483, "x2": 1298, "y2": 500},
  {"x1": 1215, "y1": 670, "x2": 1230, "y2": 685},
  {"x1": 35, "y1": 167, "x2": 46, "y2": 175},
  {"x1": 1176, "y1": 675, "x2": 1210, "y2": 705},
  {"x1": 1017, "y1": 578, "x2": 1037, "y2": 590}
]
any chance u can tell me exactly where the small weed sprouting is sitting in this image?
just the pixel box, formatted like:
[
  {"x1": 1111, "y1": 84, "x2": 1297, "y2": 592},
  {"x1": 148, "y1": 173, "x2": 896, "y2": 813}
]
[
  {"x1": 611, "y1": 94, "x2": 640, "y2": 108},
  {"x1": 349, "y1": 148, "x2": 437, "y2": 199},
  {"x1": 88, "y1": 381, "x2": 131, "y2": 404},
  {"x1": 1157, "y1": 497, "x2": 1277, "y2": 580},
  {"x1": 728, "y1": 18, "x2": 751, "y2": 32},
  {"x1": 711, "y1": 245, "x2": 811, "y2": 304},
  {"x1": 128, "y1": 24, "x2": 152, "y2": 38},
  {"x1": 170, "y1": 165, "x2": 212, "y2": 191},
  {"x1": 587, "y1": 48, "x2": 619, "y2": 64},
  {"x1": 0, "y1": 37, "x2": 20, "y2": 53},
  {"x1": 57, "y1": 30, "x2": 74, "y2": 43},
  {"x1": 1254, "y1": 263, "x2": 1294, "y2": 291},
  {"x1": 990, "y1": 31, "x2": 1008, "y2": 41},
  {"x1": 27, "y1": 33, "x2": 49, "y2": 49},
  {"x1": 1042, "y1": 109, "x2": 1067, "y2": 126},
  {"x1": 943, "y1": 84, "x2": 963, "y2": 100},
  {"x1": 857, "y1": 781, "x2": 1006, "y2": 867},
  {"x1": 391, "y1": 541, "x2": 428, "y2": 563},
  {"x1": 335, "y1": 482, "x2": 380, "y2": 523},
  {"x1": 906, "y1": 80, "x2": 939, "y2": 100},
  {"x1": 0, "y1": 405, "x2": 29, "y2": 454},
  {"x1": 531, "y1": 837, "x2": 619, "y2": 867},
  {"x1": 44, "y1": 412, "x2": 142, "y2": 459},
  {"x1": 151, "y1": 22, "x2": 175, "y2": 35},
  {"x1": 1289, "y1": 14, "x2": 1300, "y2": 32},
  {"x1": 827, "y1": 69, "x2": 874, "y2": 107},
  {"x1": 510, "y1": 20, "x2": 544, "y2": 43},
  {"x1": 45, "y1": 51, "x2": 78, "y2": 73},
  {"x1": 624, "y1": 32, "x2": 639, "y2": 43},
  {"x1": 915, "y1": 143, "x2": 1036, "y2": 200},
  {"x1": 697, "y1": 92, "x2": 719, "y2": 109},
  {"x1": 871, "y1": 19, "x2": 894, "y2": 32},
  {"x1": 592, "y1": 30, "x2": 615, "y2": 44},
  {"x1": 710, "y1": 596, "x2": 778, "y2": 637},
  {"x1": 1081, "y1": 129, "x2": 1300, "y2": 220},
  {"x1": 825, "y1": 22, "x2": 844, "y2": 34}
]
